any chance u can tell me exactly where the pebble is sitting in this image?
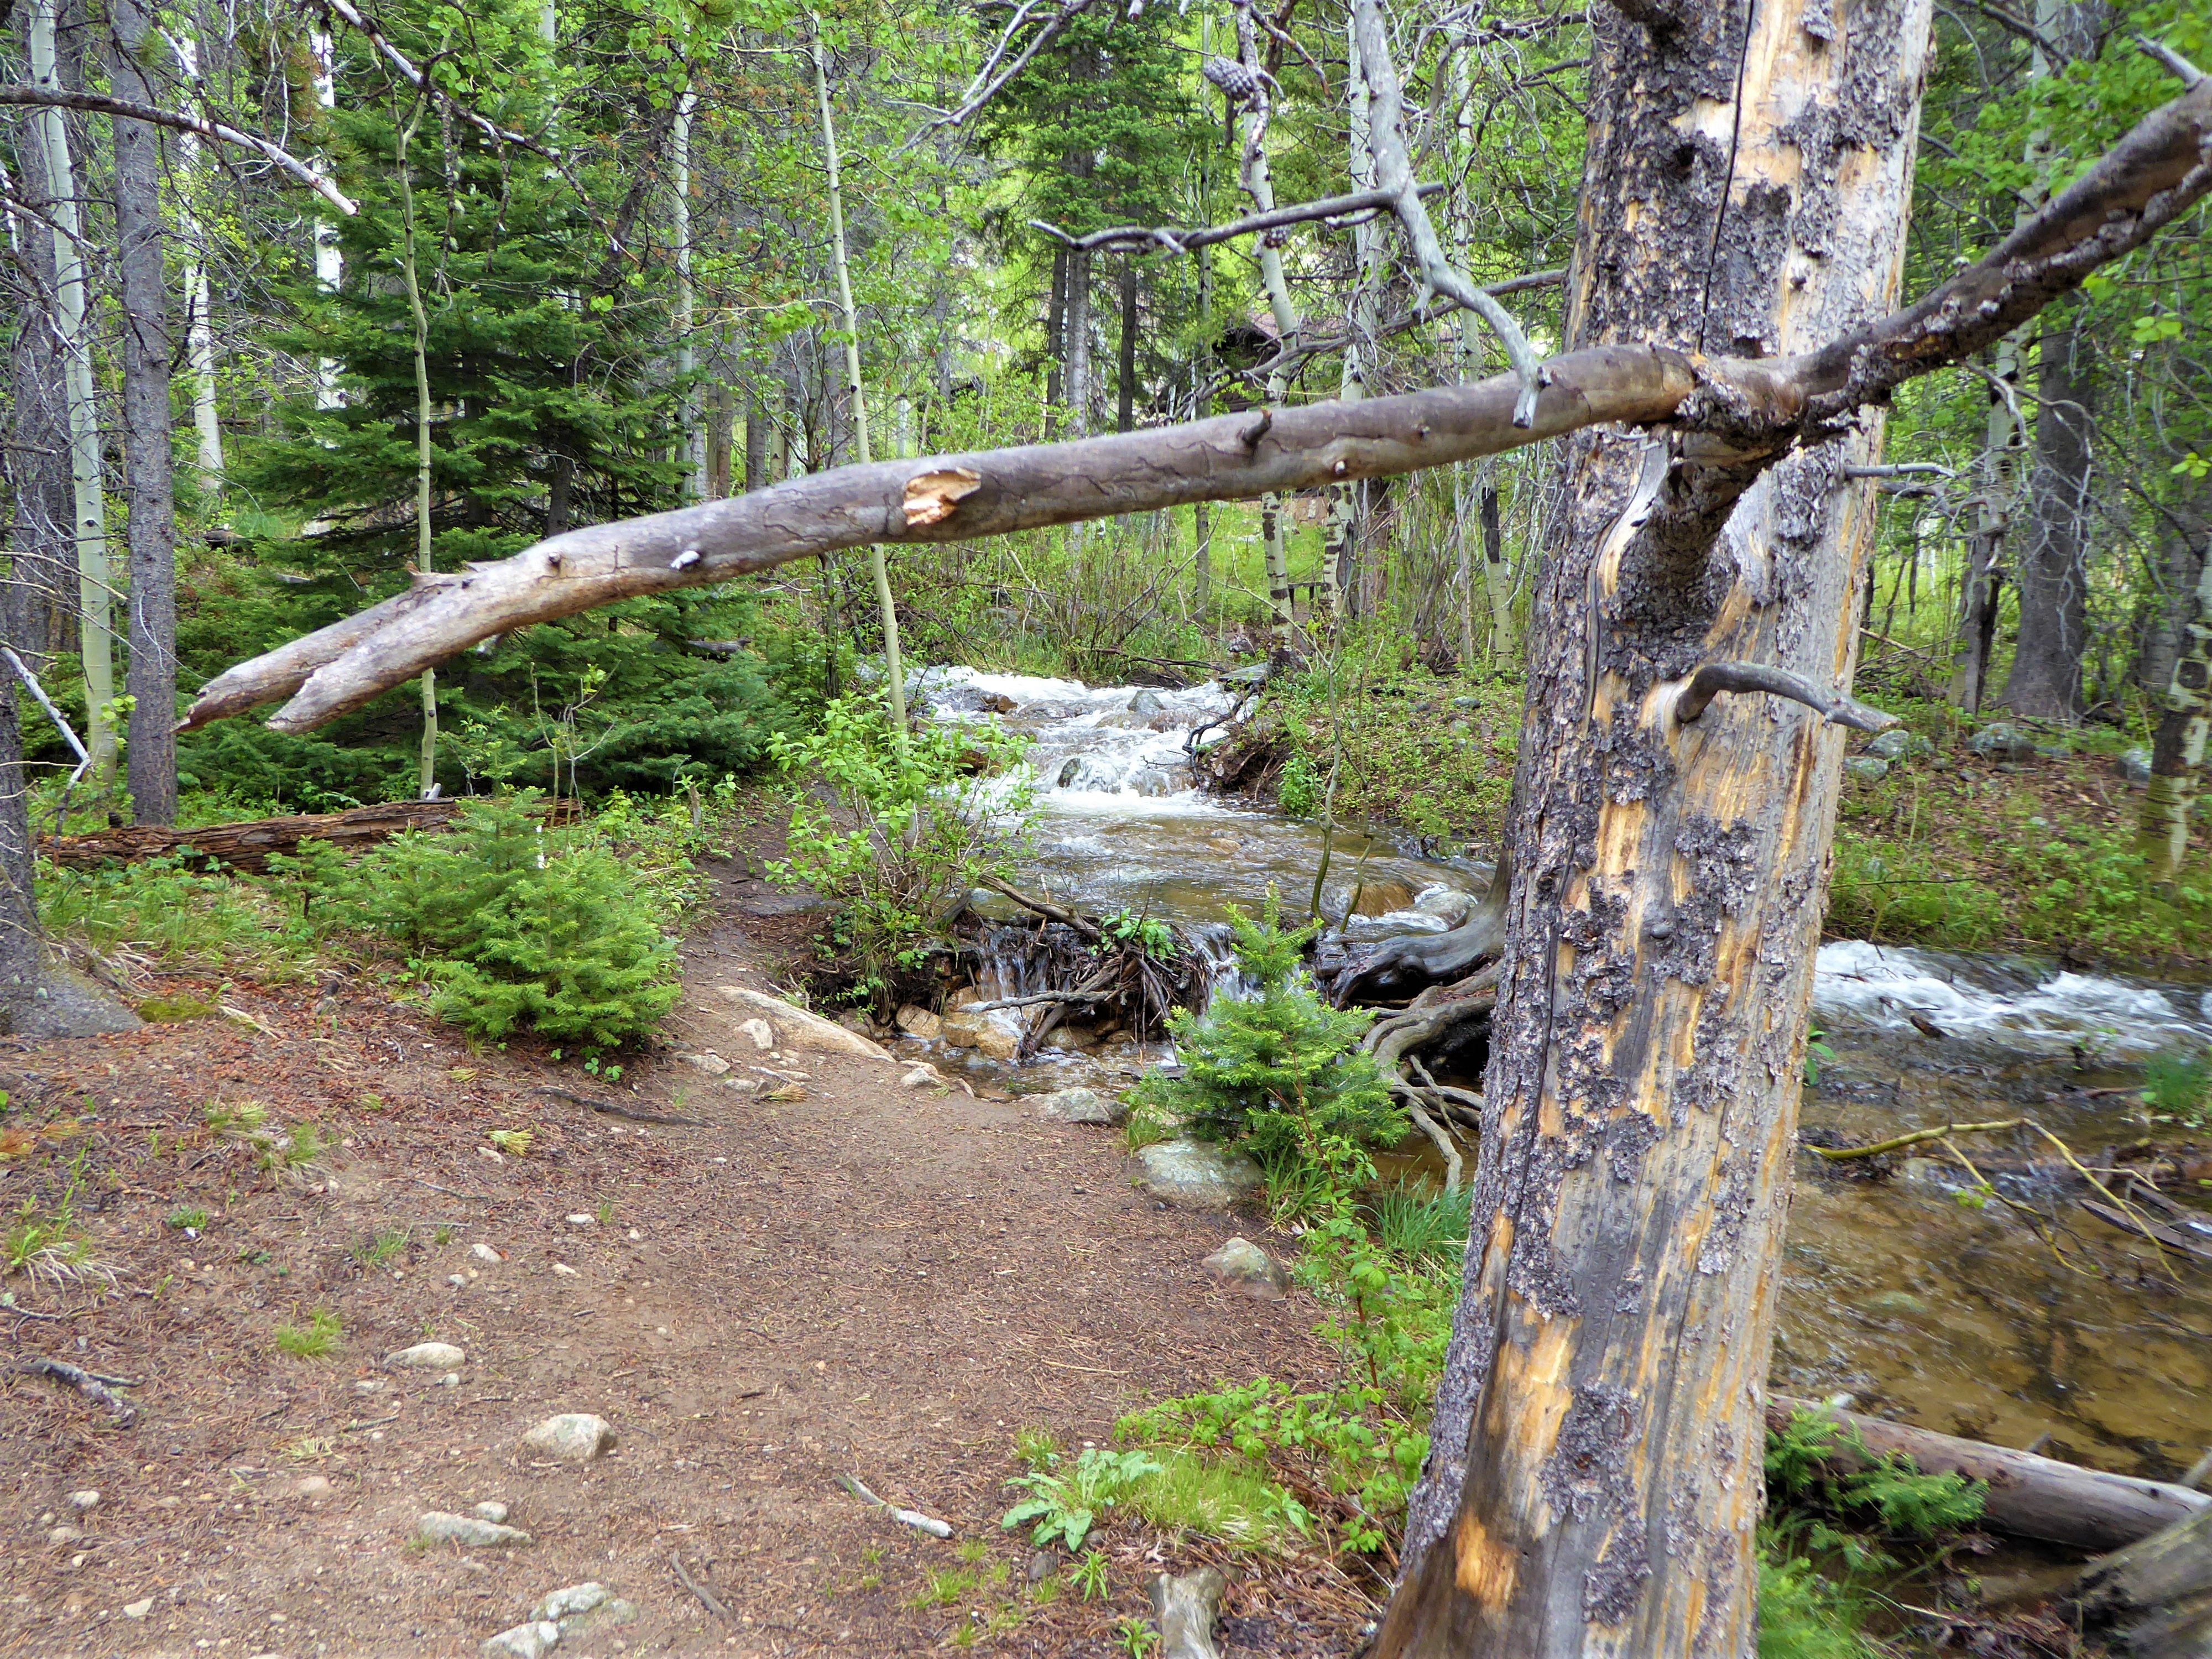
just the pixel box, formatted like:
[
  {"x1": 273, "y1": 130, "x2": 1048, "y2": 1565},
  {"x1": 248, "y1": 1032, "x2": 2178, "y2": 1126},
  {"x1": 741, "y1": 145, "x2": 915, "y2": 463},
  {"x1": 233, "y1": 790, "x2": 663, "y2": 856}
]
[
  {"x1": 472, "y1": 1243, "x2": 504, "y2": 1263},
  {"x1": 565, "y1": 1214, "x2": 594, "y2": 1227},
  {"x1": 625, "y1": 1228, "x2": 642, "y2": 1241},
  {"x1": 550, "y1": 1263, "x2": 581, "y2": 1277},
  {"x1": 900, "y1": 1065, "x2": 946, "y2": 1091},
  {"x1": 295, "y1": 1476, "x2": 335, "y2": 1500},
  {"x1": 387, "y1": 1342, "x2": 467, "y2": 1370},
  {"x1": 474, "y1": 1501, "x2": 510, "y2": 1523},
  {"x1": 415, "y1": 1511, "x2": 534, "y2": 1548},
  {"x1": 481, "y1": 1619, "x2": 561, "y2": 1659},
  {"x1": 676, "y1": 1049, "x2": 733, "y2": 1074},
  {"x1": 353, "y1": 1378, "x2": 389, "y2": 1396},
  {"x1": 737, "y1": 1019, "x2": 777, "y2": 1052},
  {"x1": 66, "y1": 1490, "x2": 100, "y2": 1512},
  {"x1": 447, "y1": 1274, "x2": 468, "y2": 1288},
  {"x1": 441, "y1": 1372, "x2": 461, "y2": 1387},
  {"x1": 122, "y1": 1598, "x2": 154, "y2": 1620},
  {"x1": 520, "y1": 1413, "x2": 616, "y2": 1462},
  {"x1": 47, "y1": 1525, "x2": 82, "y2": 1546}
]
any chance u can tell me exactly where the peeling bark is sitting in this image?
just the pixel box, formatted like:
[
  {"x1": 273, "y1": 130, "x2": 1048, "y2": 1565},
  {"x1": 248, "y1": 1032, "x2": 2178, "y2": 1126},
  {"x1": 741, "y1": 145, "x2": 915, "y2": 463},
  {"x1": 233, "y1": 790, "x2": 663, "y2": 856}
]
[{"x1": 1379, "y1": 4, "x2": 1934, "y2": 1655}]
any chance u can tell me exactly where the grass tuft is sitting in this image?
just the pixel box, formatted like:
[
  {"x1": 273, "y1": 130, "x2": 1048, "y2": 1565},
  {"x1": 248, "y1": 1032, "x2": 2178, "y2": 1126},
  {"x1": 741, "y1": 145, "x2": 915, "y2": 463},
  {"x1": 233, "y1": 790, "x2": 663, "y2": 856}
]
[{"x1": 274, "y1": 1307, "x2": 342, "y2": 1359}]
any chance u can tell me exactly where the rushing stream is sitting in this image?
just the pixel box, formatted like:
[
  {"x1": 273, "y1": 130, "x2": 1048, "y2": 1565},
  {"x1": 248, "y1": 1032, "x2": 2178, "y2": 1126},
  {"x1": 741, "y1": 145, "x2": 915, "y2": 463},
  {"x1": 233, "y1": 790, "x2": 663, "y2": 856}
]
[{"x1": 912, "y1": 666, "x2": 2212, "y2": 1482}]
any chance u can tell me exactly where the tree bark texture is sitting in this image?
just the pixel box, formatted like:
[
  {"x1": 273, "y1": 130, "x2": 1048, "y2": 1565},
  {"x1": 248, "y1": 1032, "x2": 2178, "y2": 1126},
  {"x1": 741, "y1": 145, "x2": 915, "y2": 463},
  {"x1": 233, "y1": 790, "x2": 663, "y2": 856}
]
[
  {"x1": 4, "y1": 84, "x2": 77, "y2": 662},
  {"x1": 2000, "y1": 313, "x2": 2097, "y2": 719},
  {"x1": 2140, "y1": 513, "x2": 2211, "y2": 888},
  {"x1": 39, "y1": 796, "x2": 579, "y2": 874},
  {"x1": 110, "y1": 0, "x2": 180, "y2": 826},
  {"x1": 1379, "y1": 6, "x2": 1933, "y2": 1656},
  {"x1": 2071, "y1": 1502, "x2": 2212, "y2": 1659},
  {"x1": 1117, "y1": 259, "x2": 1138, "y2": 434},
  {"x1": 1044, "y1": 246, "x2": 1066, "y2": 439},
  {"x1": 743, "y1": 388, "x2": 767, "y2": 494}
]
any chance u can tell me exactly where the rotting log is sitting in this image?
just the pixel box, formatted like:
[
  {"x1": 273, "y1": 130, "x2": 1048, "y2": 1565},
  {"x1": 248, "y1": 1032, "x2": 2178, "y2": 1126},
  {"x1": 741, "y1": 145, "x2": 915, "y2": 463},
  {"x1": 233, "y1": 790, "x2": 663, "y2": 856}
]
[
  {"x1": 2070, "y1": 1501, "x2": 2212, "y2": 1657},
  {"x1": 39, "y1": 797, "x2": 580, "y2": 874},
  {"x1": 1766, "y1": 1395, "x2": 2207, "y2": 1554}
]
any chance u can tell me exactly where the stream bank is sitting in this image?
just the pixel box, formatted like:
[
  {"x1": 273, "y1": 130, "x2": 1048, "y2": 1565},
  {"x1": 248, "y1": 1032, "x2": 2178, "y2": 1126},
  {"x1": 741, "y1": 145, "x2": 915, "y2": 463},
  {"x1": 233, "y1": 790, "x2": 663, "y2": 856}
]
[{"x1": 894, "y1": 666, "x2": 2212, "y2": 1487}]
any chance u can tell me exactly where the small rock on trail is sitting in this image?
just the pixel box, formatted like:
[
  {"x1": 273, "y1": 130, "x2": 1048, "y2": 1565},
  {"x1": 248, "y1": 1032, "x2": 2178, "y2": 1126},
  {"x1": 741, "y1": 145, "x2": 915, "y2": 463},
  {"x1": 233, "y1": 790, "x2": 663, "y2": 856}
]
[
  {"x1": 1202, "y1": 1237, "x2": 1290, "y2": 1300},
  {"x1": 521, "y1": 1413, "x2": 616, "y2": 1461},
  {"x1": 482, "y1": 1618, "x2": 561, "y2": 1658},
  {"x1": 416, "y1": 1511, "x2": 534, "y2": 1547},
  {"x1": 386, "y1": 1341, "x2": 466, "y2": 1370}
]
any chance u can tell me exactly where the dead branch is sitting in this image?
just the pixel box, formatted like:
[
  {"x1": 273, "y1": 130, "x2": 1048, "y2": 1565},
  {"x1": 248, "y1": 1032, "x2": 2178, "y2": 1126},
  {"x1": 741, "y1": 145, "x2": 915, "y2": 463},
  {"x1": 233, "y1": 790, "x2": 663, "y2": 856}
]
[
  {"x1": 13, "y1": 1358, "x2": 140, "y2": 1426},
  {"x1": 1670, "y1": 662, "x2": 1901, "y2": 734},
  {"x1": 981, "y1": 875, "x2": 1102, "y2": 942},
  {"x1": 1036, "y1": 181, "x2": 1443, "y2": 254},
  {"x1": 0, "y1": 86, "x2": 356, "y2": 213},
  {"x1": 180, "y1": 77, "x2": 2212, "y2": 737},
  {"x1": 834, "y1": 1473, "x2": 954, "y2": 1538},
  {"x1": 537, "y1": 1086, "x2": 708, "y2": 1128},
  {"x1": 669, "y1": 1552, "x2": 738, "y2": 1625},
  {"x1": 1805, "y1": 1118, "x2": 2026, "y2": 1161},
  {"x1": 40, "y1": 797, "x2": 580, "y2": 873}
]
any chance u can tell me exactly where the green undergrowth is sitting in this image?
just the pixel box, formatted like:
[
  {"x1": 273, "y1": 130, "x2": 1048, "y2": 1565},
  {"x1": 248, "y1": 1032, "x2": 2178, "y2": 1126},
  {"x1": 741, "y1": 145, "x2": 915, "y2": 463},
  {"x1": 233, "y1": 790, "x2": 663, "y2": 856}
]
[
  {"x1": 1061, "y1": 911, "x2": 1980, "y2": 1650},
  {"x1": 40, "y1": 785, "x2": 732, "y2": 1055}
]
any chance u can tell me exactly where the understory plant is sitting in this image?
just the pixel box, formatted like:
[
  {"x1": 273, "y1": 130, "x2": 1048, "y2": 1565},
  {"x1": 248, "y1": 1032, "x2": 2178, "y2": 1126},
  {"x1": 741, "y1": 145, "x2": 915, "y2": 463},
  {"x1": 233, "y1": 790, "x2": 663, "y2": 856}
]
[
  {"x1": 766, "y1": 691, "x2": 1034, "y2": 1007},
  {"x1": 1127, "y1": 891, "x2": 1404, "y2": 1203}
]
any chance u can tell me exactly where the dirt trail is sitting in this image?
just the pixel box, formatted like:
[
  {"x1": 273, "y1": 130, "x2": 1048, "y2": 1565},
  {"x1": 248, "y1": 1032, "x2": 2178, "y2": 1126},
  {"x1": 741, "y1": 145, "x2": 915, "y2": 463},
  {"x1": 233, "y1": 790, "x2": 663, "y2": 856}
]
[{"x1": 1, "y1": 858, "x2": 1368, "y2": 1658}]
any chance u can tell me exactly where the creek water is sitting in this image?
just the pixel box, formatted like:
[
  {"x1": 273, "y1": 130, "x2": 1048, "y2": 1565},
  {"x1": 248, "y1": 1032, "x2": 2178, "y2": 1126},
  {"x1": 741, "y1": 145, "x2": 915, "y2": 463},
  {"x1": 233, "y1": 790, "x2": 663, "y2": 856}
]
[{"x1": 914, "y1": 667, "x2": 2212, "y2": 1483}]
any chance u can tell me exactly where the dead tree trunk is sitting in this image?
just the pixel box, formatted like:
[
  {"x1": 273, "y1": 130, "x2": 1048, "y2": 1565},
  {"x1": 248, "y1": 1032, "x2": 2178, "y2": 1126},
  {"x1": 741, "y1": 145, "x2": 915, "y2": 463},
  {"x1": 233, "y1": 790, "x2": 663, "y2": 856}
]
[
  {"x1": 1378, "y1": 4, "x2": 1933, "y2": 1655},
  {"x1": 2000, "y1": 312, "x2": 2098, "y2": 719},
  {"x1": 111, "y1": 0, "x2": 180, "y2": 826},
  {"x1": 2140, "y1": 514, "x2": 2211, "y2": 889}
]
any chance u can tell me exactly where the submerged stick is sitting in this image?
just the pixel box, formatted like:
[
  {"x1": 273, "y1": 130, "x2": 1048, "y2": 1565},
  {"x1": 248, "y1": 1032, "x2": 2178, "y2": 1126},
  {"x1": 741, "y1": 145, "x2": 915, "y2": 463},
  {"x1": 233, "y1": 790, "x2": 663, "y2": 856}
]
[{"x1": 1806, "y1": 1118, "x2": 2025, "y2": 1161}]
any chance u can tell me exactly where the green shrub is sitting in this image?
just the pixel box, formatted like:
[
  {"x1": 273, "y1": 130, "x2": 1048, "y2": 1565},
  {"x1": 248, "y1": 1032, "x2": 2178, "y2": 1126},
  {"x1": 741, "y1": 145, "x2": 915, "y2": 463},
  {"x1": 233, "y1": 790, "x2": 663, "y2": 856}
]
[
  {"x1": 2145, "y1": 1049, "x2": 2211, "y2": 1125},
  {"x1": 1001, "y1": 1448, "x2": 1162, "y2": 1552},
  {"x1": 1368, "y1": 1183, "x2": 1471, "y2": 1264},
  {"x1": 1128, "y1": 892, "x2": 1402, "y2": 1201},
  {"x1": 286, "y1": 792, "x2": 681, "y2": 1050},
  {"x1": 1756, "y1": 1545, "x2": 1879, "y2": 1659},
  {"x1": 766, "y1": 692, "x2": 1033, "y2": 1006}
]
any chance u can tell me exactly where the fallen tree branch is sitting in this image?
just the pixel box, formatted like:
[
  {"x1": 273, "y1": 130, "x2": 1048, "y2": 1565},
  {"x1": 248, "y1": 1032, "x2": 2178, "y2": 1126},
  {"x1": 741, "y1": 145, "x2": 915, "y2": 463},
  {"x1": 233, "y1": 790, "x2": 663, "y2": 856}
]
[
  {"x1": 181, "y1": 76, "x2": 2212, "y2": 736},
  {"x1": 1768, "y1": 1395, "x2": 2206, "y2": 1552},
  {"x1": 537, "y1": 1086, "x2": 708, "y2": 1128},
  {"x1": 834, "y1": 1472, "x2": 953, "y2": 1539},
  {"x1": 669, "y1": 1552, "x2": 737, "y2": 1625},
  {"x1": 40, "y1": 797, "x2": 580, "y2": 873},
  {"x1": 1805, "y1": 1119, "x2": 2026, "y2": 1161},
  {"x1": 961, "y1": 989, "x2": 1117, "y2": 1012},
  {"x1": 0, "y1": 86, "x2": 357, "y2": 214},
  {"x1": 13, "y1": 1358, "x2": 140, "y2": 1426},
  {"x1": 982, "y1": 875, "x2": 1103, "y2": 943},
  {"x1": 1035, "y1": 181, "x2": 1445, "y2": 254}
]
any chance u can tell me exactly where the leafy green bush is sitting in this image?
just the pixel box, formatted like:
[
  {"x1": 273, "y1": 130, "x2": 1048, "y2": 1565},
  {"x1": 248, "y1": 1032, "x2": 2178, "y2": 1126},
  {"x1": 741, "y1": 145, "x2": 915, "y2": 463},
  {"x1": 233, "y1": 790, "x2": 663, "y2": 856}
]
[
  {"x1": 1128, "y1": 893, "x2": 1402, "y2": 1199},
  {"x1": 1756, "y1": 1546, "x2": 1879, "y2": 1659},
  {"x1": 1002, "y1": 1447, "x2": 1162, "y2": 1552},
  {"x1": 766, "y1": 692, "x2": 1033, "y2": 1005}
]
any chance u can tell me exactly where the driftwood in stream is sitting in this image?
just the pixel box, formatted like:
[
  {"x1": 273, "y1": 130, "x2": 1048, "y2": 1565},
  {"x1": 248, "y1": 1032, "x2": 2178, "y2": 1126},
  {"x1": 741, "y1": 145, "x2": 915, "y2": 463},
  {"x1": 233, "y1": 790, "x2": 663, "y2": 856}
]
[
  {"x1": 40, "y1": 798, "x2": 580, "y2": 874},
  {"x1": 1328, "y1": 852, "x2": 1510, "y2": 1007},
  {"x1": 974, "y1": 878, "x2": 1210, "y2": 1058},
  {"x1": 1767, "y1": 1395, "x2": 2209, "y2": 1553},
  {"x1": 2070, "y1": 1501, "x2": 2212, "y2": 1658},
  {"x1": 1360, "y1": 965, "x2": 1501, "y2": 1194}
]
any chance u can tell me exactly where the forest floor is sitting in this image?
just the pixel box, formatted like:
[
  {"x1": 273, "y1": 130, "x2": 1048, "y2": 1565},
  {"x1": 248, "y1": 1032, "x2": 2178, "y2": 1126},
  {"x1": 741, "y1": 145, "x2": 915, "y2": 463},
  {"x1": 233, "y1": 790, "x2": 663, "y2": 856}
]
[{"x1": 0, "y1": 850, "x2": 1378, "y2": 1659}]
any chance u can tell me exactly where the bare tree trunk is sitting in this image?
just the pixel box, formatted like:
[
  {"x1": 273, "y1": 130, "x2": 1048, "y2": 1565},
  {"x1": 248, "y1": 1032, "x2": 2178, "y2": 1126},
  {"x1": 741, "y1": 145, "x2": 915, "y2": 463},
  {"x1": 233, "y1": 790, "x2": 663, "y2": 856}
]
[
  {"x1": 1480, "y1": 474, "x2": 1514, "y2": 666},
  {"x1": 1322, "y1": 6, "x2": 1381, "y2": 624},
  {"x1": 28, "y1": 0, "x2": 116, "y2": 791},
  {"x1": 1951, "y1": 522, "x2": 2005, "y2": 712},
  {"x1": 6, "y1": 68, "x2": 77, "y2": 662},
  {"x1": 307, "y1": 23, "x2": 343, "y2": 410},
  {"x1": 1116, "y1": 260, "x2": 1138, "y2": 434},
  {"x1": 2140, "y1": 515, "x2": 2210, "y2": 890},
  {"x1": 1192, "y1": 18, "x2": 1217, "y2": 619},
  {"x1": 1378, "y1": 4, "x2": 1933, "y2": 1653},
  {"x1": 1043, "y1": 245, "x2": 1066, "y2": 441},
  {"x1": 173, "y1": 32, "x2": 223, "y2": 503},
  {"x1": 111, "y1": 0, "x2": 180, "y2": 825},
  {"x1": 2000, "y1": 312, "x2": 2096, "y2": 719},
  {"x1": 672, "y1": 81, "x2": 705, "y2": 499},
  {"x1": 743, "y1": 387, "x2": 767, "y2": 493},
  {"x1": 811, "y1": 16, "x2": 906, "y2": 738},
  {"x1": 394, "y1": 98, "x2": 439, "y2": 799},
  {"x1": 1064, "y1": 247, "x2": 1092, "y2": 440}
]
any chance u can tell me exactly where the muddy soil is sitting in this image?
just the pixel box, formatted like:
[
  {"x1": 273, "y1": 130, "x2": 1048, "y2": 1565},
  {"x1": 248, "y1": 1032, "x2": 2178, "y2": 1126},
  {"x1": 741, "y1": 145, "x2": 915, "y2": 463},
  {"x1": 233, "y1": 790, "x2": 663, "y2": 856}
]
[{"x1": 0, "y1": 855, "x2": 1373, "y2": 1658}]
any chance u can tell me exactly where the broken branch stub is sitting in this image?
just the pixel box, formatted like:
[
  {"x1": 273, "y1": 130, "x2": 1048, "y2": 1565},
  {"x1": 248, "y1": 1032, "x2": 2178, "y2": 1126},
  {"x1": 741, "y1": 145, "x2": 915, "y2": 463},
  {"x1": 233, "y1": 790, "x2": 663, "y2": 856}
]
[{"x1": 901, "y1": 467, "x2": 984, "y2": 528}]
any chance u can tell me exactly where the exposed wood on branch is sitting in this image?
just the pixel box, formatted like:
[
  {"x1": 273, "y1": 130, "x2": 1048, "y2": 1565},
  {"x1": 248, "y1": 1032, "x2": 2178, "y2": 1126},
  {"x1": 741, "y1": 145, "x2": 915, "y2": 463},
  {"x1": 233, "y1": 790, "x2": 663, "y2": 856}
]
[
  {"x1": 1670, "y1": 662, "x2": 1901, "y2": 733},
  {"x1": 12, "y1": 1357, "x2": 140, "y2": 1426},
  {"x1": 182, "y1": 77, "x2": 2212, "y2": 740},
  {"x1": 1766, "y1": 1395, "x2": 2208, "y2": 1552}
]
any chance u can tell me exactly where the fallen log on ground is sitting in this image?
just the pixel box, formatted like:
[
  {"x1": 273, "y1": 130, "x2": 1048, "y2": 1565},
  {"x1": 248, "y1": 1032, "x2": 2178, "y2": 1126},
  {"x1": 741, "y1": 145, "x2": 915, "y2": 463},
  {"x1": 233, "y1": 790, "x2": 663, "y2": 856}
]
[
  {"x1": 1767, "y1": 1395, "x2": 2209, "y2": 1553},
  {"x1": 2071, "y1": 1501, "x2": 2212, "y2": 1658},
  {"x1": 40, "y1": 797, "x2": 581, "y2": 874}
]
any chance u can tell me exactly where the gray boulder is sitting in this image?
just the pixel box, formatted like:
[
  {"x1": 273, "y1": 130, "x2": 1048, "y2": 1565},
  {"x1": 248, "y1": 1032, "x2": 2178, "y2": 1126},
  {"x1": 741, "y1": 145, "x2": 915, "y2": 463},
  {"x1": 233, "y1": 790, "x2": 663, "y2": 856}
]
[
  {"x1": 482, "y1": 1621, "x2": 560, "y2": 1659},
  {"x1": 520, "y1": 1413, "x2": 615, "y2": 1462},
  {"x1": 1865, "y1": 728, "x2": 1931, "y2": 763},
  {"x1": 1201, "y1": 1237, "x2": 1290, "y2": 1301},
  {"x1": 2119, "y1": 746, "x2": 2153, "y2": 786},
  {"x1": 1967, "y1": 723, "x2": 2037, "y2": 760},
  {"x1": 1133, "y1": 1140, "x2": 1263, "y2": 1209},
  {"x1": 1031, "y1": 1087, "x2": 1126, "y2": 1126},
  {"x1": 1844, "y1": 757, "x2": 1890, "y2": 784},
  {"x1": 1129, "y1": 690, "x2": 1167, "y2": 717}
]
